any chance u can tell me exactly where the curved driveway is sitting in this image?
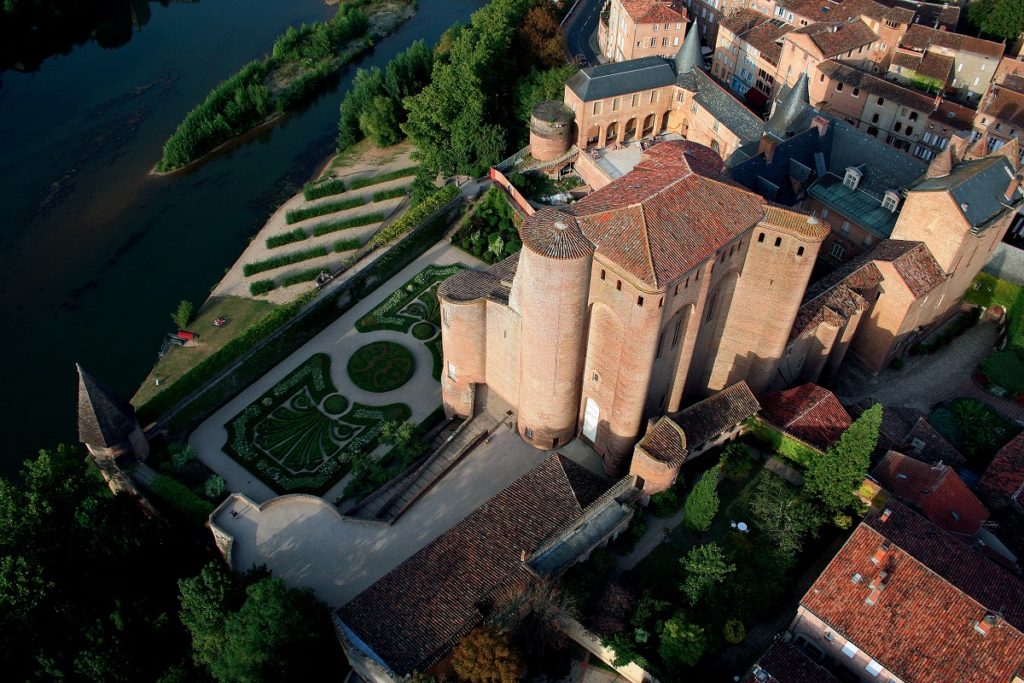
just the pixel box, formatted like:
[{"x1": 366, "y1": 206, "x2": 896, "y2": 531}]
[{"x1": 564, "y1": 0, "x2": 602, "y2": 64}]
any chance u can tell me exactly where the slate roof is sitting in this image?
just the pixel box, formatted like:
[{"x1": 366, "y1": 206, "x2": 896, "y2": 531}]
[
  {"x1": 438, "y1": 254, "x2": 518, "y2": 304},
  {"x1": 978, "y1": 432, "x2": 1024, "y2": 505},
  {"x1": 77, "y1": 364, "x2": 138, "y2": 447},
  {"x1": 901, "y1": 24, "x2": 1005, "y2": 60},
  {"x1": 566, "y1": 57, "x2": 677, "y2": 102},
  {"x1": 742, "y1": 640, "x2": 841, "y2": 683},
  {"x1": 872, "y1": 451, "x2": 989, "y2": 535},
  {"x1": 621, "y1": 0, "x2": 685, "y2": 24},
  {"x1": 911, "y1": 154, "x2": 1017, "y2": 230},
  {"x1": 636, "y1": 416, "x2": 688, "y2": 466},
  {"x1": 759, "y1": 383, "x2": 852, "y2": 451},
  {"x1": 981, "y1": 83, "x2": 1024, "y2": 130},
  {"x1": 809, "y1": 173, "x2": 901, "y2": 238},
  {"x1": 818, "y1": 60, "x2": 935, "y2": 112},
  {"x1": 562, "y1": 140, "x2": 768, "y2": 287},
  {"x1": 673, "y1": 381, "x2": 761, "y2": 449},
  {"x1": 677, "y1": 69, "x2": 766, "y2": 144},
  {"x1": 870, "y1": 240, "x2": 946, "y2": 298},
  {"x1": 801, "y1": 502, "x2": 1024, "y2": 683},
  {"x1": 789, "y1": 20, "x2": 877, "y2": 58},
  {"x1": 764, "y1": 72, "x2": 809, "y2": 141},
  {"x1": 674, "y1": 21, "x2": 703, "y2": 75},
  {"x1": 337, "y1": 455, "x2": 613, "y2": 676}
]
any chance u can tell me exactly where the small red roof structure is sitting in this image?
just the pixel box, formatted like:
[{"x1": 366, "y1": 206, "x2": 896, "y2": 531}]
[
  {"x1": 800, "y1": 502, "x2": 1024, "y2": 683},
  {"x1": 759, "y1": 383, "x2": 852, "y2": 452},
  {"x1": 176, "y1": 330, "x2": 196, "y2": 341},
  {"x1": 872, "y1": 451, "x2": 988, "y2": 535},
  {"x1": 978, "y1": 433, "x2": 1024, "y2": 507},
  {"x1": 742, "y1": 640, "x2": 840, "y2": 683}
]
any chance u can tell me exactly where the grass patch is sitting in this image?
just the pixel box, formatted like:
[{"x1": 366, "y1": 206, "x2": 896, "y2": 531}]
[
  {"x1": 347, "y1": 341, "x2": 416, "y2": 392},
  {"x1": 243, "y1": 246, "x2": 328, "y2": 276},
  {"x1": 266, "y1": 228, "x2": 307, "y2": 249},
  {"x1": 249, "y1": 279, "x2": 277, "y2": 296},
  {"x1": 311, "y1": 212, "x2": 384, "y2": 237},
  {"x1": 303, "y1": 178, "x2": 346, "y2": 201},
  {"x1": 348, "y1": 166, "x2": 419, "y2": 189},
  {"x1": 334, "y1": 237, "x2": 361, "y2": 252},
  {"x1": 372, "y1": 186, "x2": 407, "y2": 202},
  {"x1": 286, "y1": 196, "x2": 366, "y2": 224}
]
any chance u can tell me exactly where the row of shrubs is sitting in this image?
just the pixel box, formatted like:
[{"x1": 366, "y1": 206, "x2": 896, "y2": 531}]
[
  {"x1": 367, "y1": 184, "x2": 459, "y2": 249},
  {"x1": 303, "y1": 178, "x2": 347, "y2": 201},
  {"x1": 349, "y1": 166, "x2": 419, "y2": 189},
  {"x1": 334, "y1": 237, "x2": 362, "y2": 252},
  {"x1": 286, "y1": 196, "x2": 366, "y2": 224},
  {"x1": 151, "y1": 194, "x2": 463, "y2": 433},
  {"x1": 373, "y1": 186, "x2": 407, "y2": 202},
  {"x1": 147, "y1": 474, "x2": 216, "y2": 526},
  {"x1": 249, "y1": 279, "x2": 276, "y2": 296},
  {"x1": 312, "y1": 211, "x2": 384, "y2": 236},
  {"x1": 243, "y1": 246, "x2": 328, "y2": 276},
  {"x1": 266, "y1": 228, "x2": 307, "y2": 249}
]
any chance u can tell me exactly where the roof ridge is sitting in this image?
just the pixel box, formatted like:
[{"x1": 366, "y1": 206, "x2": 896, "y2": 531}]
[{"x1": 638, "y1": 203, "x2": 657, "y2": 288}]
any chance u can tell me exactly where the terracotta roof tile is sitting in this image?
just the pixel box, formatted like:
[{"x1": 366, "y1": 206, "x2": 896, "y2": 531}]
[
  {"x1": 818, "y1": 60, "x2": 936, "y2": 112},
  {"x1": 438, "y1": 254, "x2": 519, "y2": 303},
  {"x1": 918, "y1": 51, "x2": 955, "y2": 82},
  {"x1": 637, "y1": 416, "x2": 688, "y2": 466},
  {"x1": 791, "y1": 252, "x2": 883, "y2": 340},
  {"x1": 721, "y1": 10, "x2": 789, "y2": 65},
  {"x1": 870, "y1": 240, "x2": 946, "y2": 298},
  {"x1": 520, "y1": 209, "x2": 594, "y2": 260},
  {"x1": 790, "y1": 21, "x2": 877, "y2": 58},
  {"x1": 801, "y1": 502, "x2": 1024, "y2": 683},
  {"x1": 338, "y1": 455, "x2": 612, "y2": 675},
  {"x1": 872, "y1": 451, "x2": 988, "y2": 534},
  {"x1": 743, "y1": 640, "x2": 841, "y2": 683},
  {"x1": 760, "y1": 383, "x2": 852, "y2": 451},
  {"x1": 673, "y1": 381, "x2": 761, "y2": 448},
  {"x1": 620, "y1": 0, "x2": 686, "y2": 24},
  {"x1": 903, "y1": 417, "x2": 965, "y2": 467},
  {"x1": 901, "y1": 25, "x2": 1005, "y2": 60},
  {"x1": 982, "y1": 84, "x2": 1024, "y2": 130},
  {"x1": 978, "y1": 433, "x2": 1024, "y2": 505}
]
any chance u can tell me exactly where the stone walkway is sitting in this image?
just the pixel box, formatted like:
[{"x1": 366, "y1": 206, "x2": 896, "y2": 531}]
[
  {"x1": 189, "y1": 239, "x2": 480, "y2": 502},
  {"x1": 615, "y1": 505, "x2": 687, "y2": 573}
]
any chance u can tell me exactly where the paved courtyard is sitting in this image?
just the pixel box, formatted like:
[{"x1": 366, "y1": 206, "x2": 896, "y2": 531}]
[
  {"x1": 190, "y1": 240, "x2": 478, "y2": 502},
  {"x1": 211, "y1": 427, "x2": 608, "y2": 607}
]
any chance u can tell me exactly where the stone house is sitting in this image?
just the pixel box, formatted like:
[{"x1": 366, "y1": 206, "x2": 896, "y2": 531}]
[
  {"x1": 917, "y1": 97, "x2": 975, "y2": 162},
  {"x1": 974, "y1": 72, "x2": 1024, "y2": 162},
  {"x1": 712, "y1": 8, "x2": 790, "y2": 106},
  {"x1": 895, "y1": 24, "x2": 1005, "y2": 106},
  {"x1": 790, "y1": 502, "x2": 1024, "y2": 683},
  {"x1": 774, "y1": 20, "x2": 880, "y2": 96},
  {"x1": 758, "y1": 382, "x2": 851, "y2": 452},
  {"x1": 600, "y1": 0, "x2": 689, "y2": 63}
]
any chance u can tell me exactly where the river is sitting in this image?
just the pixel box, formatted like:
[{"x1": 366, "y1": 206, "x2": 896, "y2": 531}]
[{"x1": 0, "y1": 0, "x2": 483, "y2": 475}]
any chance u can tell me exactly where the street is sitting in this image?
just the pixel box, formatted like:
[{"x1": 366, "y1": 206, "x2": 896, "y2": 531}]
[{"x1": 563, "y1": 0, "x2": 603, "y2": 65}]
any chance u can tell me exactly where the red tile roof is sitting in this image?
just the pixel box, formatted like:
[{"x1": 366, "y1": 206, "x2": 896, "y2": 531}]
[
  {"x1": 901, "y1": 25, "x2": 1005, "y2": 60},
  {"x1": 742, "y1": 640, "x2": 841, "y2": 683},
  {"x1": 872, "y1": 451, "x2": 989, "y2": 534},
  {"x1": 800, "y1": 502, "x2": 1024, "y2": 683},
  {"x1": 338, "y1": 455, "x2": 613, "y2": 675},
  {"x1": 789, "y1": 21, "x2": 878, "y2": 59},
  {"x1": 870, "y1": 240, "x2": 946, "y2": 298},
  {"x1": 637, "y1": 416, "x2": 688, "y2": 466},
  {"x1": 760, "y1": 383, "x2": 852, "y2": 451},
  {"x1": 721, "y1": 9, "x2": 789, "y2": 64},
  {"x1": 818, "y1": 60, "x2": 937, "y2": 112},
  {"x1": 620, "y1": 0, "x2": 686, "y2": 24},
  {"x1": 978, "y1": 433, "x2": 1024, "y2": 505},
  {"x1": 981, "y1": 84, "x2": 1024, "y2": 130}
]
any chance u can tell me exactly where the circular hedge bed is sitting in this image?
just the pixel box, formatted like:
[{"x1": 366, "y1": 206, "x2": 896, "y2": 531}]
[
  {"x1": 412, "y1": 321, "x2": 436, "y2": 340},
  {"x1": 346, "y1": 341, "x2": 416, "y2": 392},
  {"x1": 322, "y1": 394, "x2": 349, "y2": 415}
]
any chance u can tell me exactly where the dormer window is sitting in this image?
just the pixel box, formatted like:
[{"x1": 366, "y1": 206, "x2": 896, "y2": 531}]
[
  {"x1": 843, "y1": 167, "x2": 862, "y2": 190},
  {"x1": 975, "y1": 614, "x2": 999, "y2": 636},
  {"x1": 881, "y1": 190, "x2": 900, "y2": 212}
]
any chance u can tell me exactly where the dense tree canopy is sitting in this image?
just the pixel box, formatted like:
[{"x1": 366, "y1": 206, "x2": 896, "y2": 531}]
[
  {"x1": 680, "y1": 542, "x2": 735, "y2": 606},
  {"x1": 450, "y1": 626, "x2": 524, "y2": 683},
  {"x1": 804, "y1": 404, "x2": 882, "y2": 513},
  {"x1": 748, "y1": 473, "x2": 824, "y2": 554},
  {"x1": 967, "y1": 0, "x2": 1024, "y2": 41},
  {"x1": 658, "y1": 614, "x2": 706, "y2": 669}
]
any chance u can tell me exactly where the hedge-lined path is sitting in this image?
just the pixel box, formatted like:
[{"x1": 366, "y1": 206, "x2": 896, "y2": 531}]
[
  {"x1": 211, "y1": 144, "x2": 417, "y2": 303},
  {"x1": 190, "y1": 240, "x2": 479, "y2": 503}
]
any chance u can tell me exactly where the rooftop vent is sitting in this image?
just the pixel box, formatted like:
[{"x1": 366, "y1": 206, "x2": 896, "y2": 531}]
[
  {"x1": 852, "y1": 572, "x2": 864, "y2": 584},
  {"x1": 880, "y1": 508, "x2": 893, "y2": 522},
  {"x1": 974, "y1": 613, "x2": 999, "y2": 636}
]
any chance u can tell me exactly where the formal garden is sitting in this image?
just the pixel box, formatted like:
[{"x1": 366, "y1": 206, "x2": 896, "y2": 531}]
[{"x1": 559, "y1": 406, "x2": 884, "y2": 678}]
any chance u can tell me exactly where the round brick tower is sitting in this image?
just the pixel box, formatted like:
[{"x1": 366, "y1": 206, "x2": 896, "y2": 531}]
[
  {"x1": 529, "y1": 101, "x2": 574, "y2": 162},
  {"x1": 511, "y1": 209, "x2": 593, "y2": 449}
]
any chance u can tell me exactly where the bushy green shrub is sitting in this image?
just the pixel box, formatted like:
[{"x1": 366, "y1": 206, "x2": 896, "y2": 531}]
[
  {"x1": 372, "y1": 186, "x2": 407, "y2": 202},
  {"x1": 348, "y1": 166, "x2": 420, "y2": 189},
  {"x1": 334, "y1": 237, "x2": 361, "y2": 252},
  {"x1": 243, "y1": 246, "x2": 328, "y2": 276},
  {"x1": 722, "y1": 619, "x2": 745, "y2": 644},
  {"x1": 452, "y1": 186, "x2": 519, "y2": 260},
  {"x1": 981, "y1": 350, "x2": 1024, "y2": 394},
  {"x1": 311, "y1": 211, "x2": 384, "y2": 236},
  {"x1": 286, "y1": 197, "x2": 366, "y2": 224},
  {"x1": 367, "y1": 185, "x2": 459, "y2": 249},
  {"x1": 280, "y1": 268, "x2": 329, "y2": 288},
  {"x1": 266, "y1": 228, "x2": 307, "y2": 249},
  {"x1": 719, "y1": 443, "x2": 754, "y2": 481},
  {"x1": 744, "y1": 418, "x2": 820, "y2": 468},
  {"x1": 249, "y1": 279, "x2": 277, "y2": 296},
  {"x1": 649, "y1": 487, "x2": 682, "y2": 517},
  {"x1": 149, "y1": 475, "x2": 215, "y2": 525},
  {"x1": 683, "y1": 469, "x2": 719, "y2": 532},
  {"x1": 303, "y1": 178, "x2": 346, "y2": 201}
]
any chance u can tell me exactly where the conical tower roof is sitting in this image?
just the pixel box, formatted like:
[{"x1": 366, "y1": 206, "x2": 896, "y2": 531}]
[
  {"x1": 77, "y1": 364, "x2": 137, "y2": 448},
  {"x1": 763, "y1": 71, "x2": 809, "y2": 141},
  {"x1": 674, "y1": 22, "x2": 702, "y2": 75}
]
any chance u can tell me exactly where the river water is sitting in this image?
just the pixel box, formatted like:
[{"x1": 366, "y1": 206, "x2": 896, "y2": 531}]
[{"x1": 0, "y1": 0, "x2": 482, "y2": 474}]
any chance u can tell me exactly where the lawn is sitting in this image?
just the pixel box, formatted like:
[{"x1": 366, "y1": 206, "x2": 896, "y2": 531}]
[
  {"x1": 965, "y1": 272, "x2": 1024, "y2": 351},
  {"x1": 346, "y1": 341, "x2": 415, "y2": 392},
  {"x1": 133, "y1": 296, "x2": 277, "y2": 409},
  {"x1": 223, "y1": 353, "x2": 410, "y2": 495}
]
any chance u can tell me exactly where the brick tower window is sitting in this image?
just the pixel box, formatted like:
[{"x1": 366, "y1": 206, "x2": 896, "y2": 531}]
[
  {"x1": 616, "y1": 280, "x2": 622, "y2": 291},
  {"x1": 524, "y1": 426, "x2": 534, "y2": 439},
  {"x1": 600, "y1": 269, "x2": 606, "y2": 280},
  {"x1": 774, "y1": 237, "x2": 782, "y2": 247},
  {"x1": 758, "y1": 232, "x2": 766, "y2": 243},
  {"x1": 638, "y1": 296, "x2": 644, "y2": 306},
  {"x1": 797, "y1": 246, "x2": 805, "y2": 256}
]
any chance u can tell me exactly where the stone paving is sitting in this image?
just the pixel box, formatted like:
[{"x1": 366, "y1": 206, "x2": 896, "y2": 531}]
[
  {"x1": 210, "y1": 427, "x2": 608, "y2": 607},
  {"x1": 190, "y1": 240, "x2": 480, "y2": 502}
]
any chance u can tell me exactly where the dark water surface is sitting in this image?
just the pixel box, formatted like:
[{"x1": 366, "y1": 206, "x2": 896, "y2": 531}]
[{"x1": 0, "y1": 0, "x2": 482, "y2": 473}]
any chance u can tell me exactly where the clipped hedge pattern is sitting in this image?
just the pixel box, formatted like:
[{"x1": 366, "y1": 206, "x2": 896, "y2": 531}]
[
  {"x1": 243, "y1": 246, "x2": 328, "y2": 276},
  {"x1": 249, "y1": 279, "x2": 277, "y2": 296},
  {"x1": 368, "y1": 184, "x2": 459, "y2": 249},
  {"x1": 334, "y1": 237, "x2": 361, "y2": 252},
  {"x1": 373, "y1": 186, "x2": 408, "y2": 202},
  {"x1": 286, "y1": 196, "x2": 366, "y2": 224},
  {"x1": 303, "y1": 178, "x2": 346, "y2": 201},
  {"x1": 281, "y1": 267, "x2": 329, "y2": 288},
  {"x1": 266, "y1": 228, "x2": 307, "y2": 249},
  {"x1": 148, "y1": 474, "x2": 215, "y2": 525},
  {"x1": 311, "y1": 212, "x2": 383, "y2": 236},
  {"x1": 348, "y1": 166, "x2": 419, "y2": 189}
]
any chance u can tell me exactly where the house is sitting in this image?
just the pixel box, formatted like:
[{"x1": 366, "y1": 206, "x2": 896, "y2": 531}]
[
  {"x1": 713, "y1": 9, "x2": 790, "y2": 107},
  {"x1": 600, "y1": 0, "x2": 688, "y2": 63},
  {"x1": 978, "y1": 432, "x2": 1024, "y2": 509},
  {"x1": 896, "y1": 25, "x2": 1005, "y2": 105},
  {"x1": 790, "y1": 501, "x2": 1024, "y2": 683},
  {"x1": 759, "y1": 382, "x2": 852, "y2": 452},
  {"x1": 742, "y1": 639, "x2": 841, "y2": 683},
  {"x1": 872, "y1": 450, "x2": 989, "y2": 535},
  {"x1": 775, "y1": 21, "x2": 880, "y2": 96},
  {"x1": 974, "y1": 71, "x2": 1024, "y2": 163},
  {"x1": 335, "y1": 455, "x2": 640, "y2": 682}
]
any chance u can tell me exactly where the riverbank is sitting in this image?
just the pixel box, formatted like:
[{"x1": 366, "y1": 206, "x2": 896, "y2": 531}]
[{"x1": 153, "y1": 0, "x2": 416, "y2": 175}]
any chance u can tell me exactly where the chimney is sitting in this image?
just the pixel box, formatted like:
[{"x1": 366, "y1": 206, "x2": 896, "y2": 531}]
[
  {"x1": 880, "y1": 508, "x2": 892, "y2": 522},
  {"x1": 520, "y1": 550, "x2": 527, "y2": 562},
  {"x1": 811, "y1": 115, "x2": 830, "y2": 137},
  {"x1": 759, "y1": 135, "x2": 779, "y2": 163}
]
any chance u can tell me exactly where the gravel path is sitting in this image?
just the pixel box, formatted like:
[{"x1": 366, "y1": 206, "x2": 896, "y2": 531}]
[{"x1": 834, "y1": 321, "x2": 998, "y2": 412}]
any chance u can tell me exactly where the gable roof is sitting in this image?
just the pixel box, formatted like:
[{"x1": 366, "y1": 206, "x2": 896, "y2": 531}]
[
  {"x1": 721, "y1": 10, "x2": 789, "y2": 65},
  {"x1": 743, "y1": 640, "x2": 841, "y2": 683},
  {"x1": 818, "y1": 60, "x2": 936, "y2": 113},
  {"x1": 801, "y1": 502, "x2": 1024, "y2": 683},
  {"x1": 337, "y1": 455, "x2": 613, "y2": 676},
  {"x1": 978, "y1": 433, "x2": 1024, "y2": 505},
  {"x1": 789, "y1": 20, "x2": 877, "y2": 58},
  {"x1": 566, "y1": 57, "x2": 677, "y2": 102},
  {"x1": 901, "y1": 24, "x2": 1005, "y2": 61},
  {"x1": 911, "y1": 154, "x2": 1017, "y2": 229},
  {"x1": 759, "y1": 383, "x2": 852, "y2": 451},
  {"x1": 621, "y1": 0, "x2": 685, "y2": 24},
  {"x1": 870, "y1": 240, "x2": 946, "y2": 298},
  {"x1": 673, "y1": 381, "x2": 761, "y2": 449},
  {"x1": 77, "y1": 364, "x2": 138, "y2": 447},
  {"x1": 872, "y1": 451, "x2": 988, "y2": 535},
  {"x1": 981, "y1": 83, "x2": 1024, "y2": 130}
]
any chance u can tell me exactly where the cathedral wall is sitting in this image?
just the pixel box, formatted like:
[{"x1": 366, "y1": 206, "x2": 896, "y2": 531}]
[
  {"x1": 439, "y1": 299, "x2": 487, "y2": 418},
  {"x1": 483, "y1": 300, "x2": 521, "y2": 409}
]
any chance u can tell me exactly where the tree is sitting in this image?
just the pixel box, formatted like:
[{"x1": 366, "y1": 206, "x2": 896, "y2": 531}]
[
  {"x1": 719, "y1": 442, "x2": 753, "y2": 481},
  {"x1": 658, "y1": 614, "x2": 705, "y2": 669},
  {"x1": 680, "y1": 542, "x2": 736, "y2": 606},
  {"x1": 967, "y1": 0, "x2": 1024, "y2": 41},
  {"x1": 683, "y1": 469, "x2": 720, "y2": 532},
  {"x1": 451, "y1": 626, "x2": 523, "y2": 683},
  {"x1": 748, "y1": 474, "x2": 824, "y2": 555},
  {"x1": 172, "y1": 300, "x2": 193, "y2": 330},
  {"x1": 511, "y1": 65, "x2": 576, "y2": 146},
  {"x1": 804, "y1": 403, "x2": 881, "y2": 513},
  {"x1": 722, "y1": 619, "x2": 746, "y2": 644},
  {"x1": 516, "y1": 4, "x2": 565, "y2": 68},
  {"x1": 178, "y1": 562, "x2": 244, "y2": 669},
  {"x1": 359, "y1": 95, "x2": 402, "y2": 147}
]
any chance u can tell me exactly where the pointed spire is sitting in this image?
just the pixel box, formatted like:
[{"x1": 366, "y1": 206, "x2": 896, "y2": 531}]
[
  {"x1": 763, "y1": 72, "x2": 809, "y2": 141},
  {"x1": 674, "y1": 21, "x2": 702, "y2": 75},
  {"x1": 77, "y1": 364, "x2": 138, "y2": 448}
]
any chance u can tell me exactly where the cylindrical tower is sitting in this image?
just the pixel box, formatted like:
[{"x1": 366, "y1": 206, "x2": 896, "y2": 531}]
[
  {"x1": 438, "y1": 274, "x2": 490, "y2": 418},
  {"x1": 529, "y1": 101, "x2": 574, "y2": 162},
  {"x1": 511, "y1": 209, "x2": 594, "y2": 449}
]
